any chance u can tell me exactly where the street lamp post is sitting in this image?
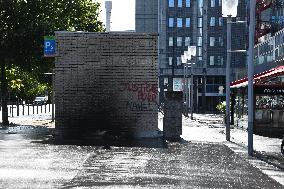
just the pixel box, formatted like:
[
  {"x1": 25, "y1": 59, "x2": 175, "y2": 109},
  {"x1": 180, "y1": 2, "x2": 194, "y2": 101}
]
[
  {"x1": 181, "y1": 55, "x2": 187, "y2": 105},
  {"x1": 188, "y1": 46, "x2": 196, "y2": 120},
  {"x1": 222, "y1": 0, "x2": 238, "y2": 142},
  {"x1": 181, "y1": 46, "x2": 196, "y2": 120},
  {"x1": 248, "y1": 0, "x2": 256, "y2": 156},
  {"x1": 184, "y1": 51, "x2": 191, "y2": 117}
]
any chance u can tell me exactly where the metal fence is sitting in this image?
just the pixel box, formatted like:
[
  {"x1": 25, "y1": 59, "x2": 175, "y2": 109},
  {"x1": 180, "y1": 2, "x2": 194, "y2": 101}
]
[{"x1": 6, "y1": 103, "x2": 54, "y2": 117}]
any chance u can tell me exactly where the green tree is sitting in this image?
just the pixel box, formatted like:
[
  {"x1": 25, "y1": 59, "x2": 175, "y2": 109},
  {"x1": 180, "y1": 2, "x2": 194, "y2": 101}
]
[{"x1": 0, "y1": 0, "x2": 105, "y2": 126}]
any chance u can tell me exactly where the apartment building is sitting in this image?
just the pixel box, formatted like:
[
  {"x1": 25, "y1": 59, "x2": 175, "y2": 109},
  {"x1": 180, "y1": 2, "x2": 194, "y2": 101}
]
[{"x1": 136, "y1": 0, "x2": 247, "y2": 112}]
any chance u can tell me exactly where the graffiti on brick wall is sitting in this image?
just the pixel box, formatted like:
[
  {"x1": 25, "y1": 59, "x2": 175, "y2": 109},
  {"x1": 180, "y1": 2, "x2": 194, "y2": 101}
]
[
  {"x1": 121, "y1": 82, "x2": 158, "y2": 103},
  {"x1": 126, "y1": 101, "x2": 153, "y2": 112},
  {"x1": 121, "y1": 82, "x2": 158, "y2": 112}
]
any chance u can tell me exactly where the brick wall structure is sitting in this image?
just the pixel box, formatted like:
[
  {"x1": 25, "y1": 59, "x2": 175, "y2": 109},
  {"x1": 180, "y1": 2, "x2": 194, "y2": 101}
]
[{"x1": 55, "y1": 32, "x2": 159, "y2": 139}]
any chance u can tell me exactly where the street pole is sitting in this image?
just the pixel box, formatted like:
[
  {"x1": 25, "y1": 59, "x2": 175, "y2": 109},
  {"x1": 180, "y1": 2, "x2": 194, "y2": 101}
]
[
  {"x1": 183, "y1": 64, "x2": 186, "y2": 103},
  {"x1": 52, "y1": 73, "x2": 55, "y2": 122},
  {"x1": 248, "y1": 0, "x2": 256, "y2": 156},
  {"x1": 226, "y1": 16, "x2": 232, "y2": 141},
  {"x1": 190, "y1": 65, "x2": 193, "y2": 120},
  {"x1": 186, "y1": 60, "x2": 189, "y2": 116},
  {"x1": 1, "y1": 59, "x2": 9, "y2": 126}
]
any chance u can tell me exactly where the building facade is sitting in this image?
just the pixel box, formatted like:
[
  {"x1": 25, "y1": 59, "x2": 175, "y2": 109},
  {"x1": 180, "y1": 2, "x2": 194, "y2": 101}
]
[{"x1": 136, "y1": 0, "x2": 247, "y2": 112}]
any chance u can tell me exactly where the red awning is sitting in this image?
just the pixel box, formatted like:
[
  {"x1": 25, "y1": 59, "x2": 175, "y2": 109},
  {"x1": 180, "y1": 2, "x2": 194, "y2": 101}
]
[{"x1": 230, "y1": 66, "x2": 284, "y2": 88}]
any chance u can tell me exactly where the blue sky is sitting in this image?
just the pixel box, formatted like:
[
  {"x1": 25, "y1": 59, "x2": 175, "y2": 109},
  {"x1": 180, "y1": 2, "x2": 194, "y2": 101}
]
[{"x1": 98, "y1": 0, "x2": 135, "y2": 31}]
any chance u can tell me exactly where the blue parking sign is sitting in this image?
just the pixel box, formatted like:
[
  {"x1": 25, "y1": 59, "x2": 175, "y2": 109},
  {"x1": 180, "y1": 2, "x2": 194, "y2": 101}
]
[{"x1": 44, "y1": 36, "x2": 55, "y2": 57}]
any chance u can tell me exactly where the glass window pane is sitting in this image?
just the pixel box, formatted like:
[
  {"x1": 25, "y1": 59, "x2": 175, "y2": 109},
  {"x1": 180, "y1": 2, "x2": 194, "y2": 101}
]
[
  {"x1": 197, "y1": 37, "x2": 202, "y2": 46},
  {"x1": 185, "y1": 37, "x2": 191, "y2": 46},
  {"x1": 168, "y1": 57, "x2": 173, "y2": 65},
  {"x1": 198, "y1": 28, "x2": 203, "y2": 36},
  {"x1": 210, "y1": 56, "x2": 214, "y2": 65},
  {"x1": 219, "y1": 37, "x2": 223, "y2": 46},
  {"x1": 198, "y1": 8, "x2": 203, "y2": 15},
  {"x1": 177, "y1": 18, "x2": 183, "y2": 27},
  {"x1": 210, "y1": 37, "x2": 215, "y2": 46},
  {"x1": 198, "y1": 0, "x2": 203, "y2": 7},
  {"x1": 211, "y1": 0, "x2": 215, "y2": 7},
  {"x1": 177, "y1": 37, "x2": 182, "y2": 46},
  {"x1": 219, "y1": 17, "x2": 223, "y2": 26},
  {"x1": 198, "y1": 47, "x2": 202, "y2": 56},
  {"x1": 210, "y1": 17, "x2": 215, "y2": 26},
  {"x1": 169, "y1": 0, "x2": 175, "y2": 7},
  {"x1": 198, "y1": 18, "x2": 203, "y2": 27},
  {"x1": 164, "y1": 78, "x2": 168, "y2": 85},
  {"x1": 178, "y1": 0, "x2": 182, "y2": 7},
  {"x1": 186, "y1": 18, "x2": 190, "y2": 27},
  {"x1": 169, "y1": 18, "x2": 174, "y2": 27},
  {"x1": 186, "y1": 0, "x2": 190, "y2": 7},
  {"x1": 169, "y1": 37, "x2": 173, "y2": 46},
  {"x1": 177, "y1": 57, "x2": 181, "y2": 66}
]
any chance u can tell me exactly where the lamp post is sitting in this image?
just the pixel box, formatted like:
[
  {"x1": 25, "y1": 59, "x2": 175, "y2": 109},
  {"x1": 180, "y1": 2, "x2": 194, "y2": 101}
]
[
  {"x1": 248, "y1": 0, "x2": 256, "y2": 156},
  {"x1": 182, "y1": 51, "x2": 191, "y2": 117},
  {"x1": 181, "y1": 46, "x2": 196, "y2": 119},
  {"x1": 181, "y1": 55, "x2": 187, "y2": 104},
  {"x1": 188, "y1": 46, "x2": 196, "y2": 120},
  {"x1": 184, "y1": 50, "x2": 191, "y2": 117},
  {"x1": 222, "y1": 0, "x2": 238, "y2": 142}
]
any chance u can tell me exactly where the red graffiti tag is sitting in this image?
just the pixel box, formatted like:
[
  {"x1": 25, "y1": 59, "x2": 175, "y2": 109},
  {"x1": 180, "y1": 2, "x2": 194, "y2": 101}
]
[{"x1": 121, "y1": 82, "x2": 158, "y2": 103}]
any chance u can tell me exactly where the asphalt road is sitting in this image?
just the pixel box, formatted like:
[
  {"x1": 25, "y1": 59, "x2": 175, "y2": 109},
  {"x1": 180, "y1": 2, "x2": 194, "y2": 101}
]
[{"x1": 0, "y1": 115, "x2": 283, "y2": 189}]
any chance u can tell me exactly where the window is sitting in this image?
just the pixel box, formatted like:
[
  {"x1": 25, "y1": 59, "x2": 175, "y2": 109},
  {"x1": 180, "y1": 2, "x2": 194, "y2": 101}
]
[
  {"x1": 169, "y1": 18, "x2": 174, "y2": 27},
  {"x1": 185, "y1": 37, "x2": 191, "y2": 46},
  {"x1": 169, "y1": 0, "x2": 175, "y2": 7},
  {"x1": 218, "y1": 0, "x2": 221, "y2": 6},
  {"x1": 198, "y1": 0, "x2": 203, "y2": 7},
  {"x1": 178, "y1": 0, "x2": 182, "y2": 7},
  {"x1": 186, "y1": 18, "x2": 190, "y2": 27},
  {"x1": 217, "y1": 56, "x2": 224, "y2": 65},
  {"x1": 218, "y1": 17, "x2": 223, "y2": 26},
  {"x1": 177, "y1": 37, "x2": 182, "y2": 46},
  {"x1": 186, "y1": 0, "x2": 190, "y2": 7},
  {"x1": 198, "y1": 18, "x2": 203, "y2": 27},
  {"x1": 198, "y1": 28, "x2": 203, "y2": 36},
  {"x1": 177, "y1": 57, "x2": 182, "y2": 66},
  {"x1": 210, "y1": 56, "x2": 215, "y2": 65},
  {"x1": 197, "y1": 37, "x2": 202, "y2": 46},
  {"x1": 169, "y1": 37, "x2": 173, "y2": 46},
  {"x1": 198, "y1": 47, "x2": 202, "y2": 56},
  {"x1": 210, "y1": 37, "x2": 215, "y2": 46},
  {"x1": 164, "y1": 78, "x2": 168, "y2": 85},
  {"x1": 177, "y1": 18, "x2": 183, "y2": 27},
  {"x1": 210, "y1": 17, "x2": 216, "y2": 26},
  {"x1": 218, "y1": 37, "x2": 223, "y2": 46},
  {"x1": 211, "y1": 0, "x2": 215, "y2": 7},
  {"x1": 168, "y1": 57, "x2": 173, "y2": 65}
]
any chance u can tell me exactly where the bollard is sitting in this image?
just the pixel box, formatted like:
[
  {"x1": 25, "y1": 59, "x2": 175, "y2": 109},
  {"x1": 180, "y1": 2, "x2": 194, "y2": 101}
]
[{"x1": 163, "y1": 91, "x2": 183, "y2": 141}]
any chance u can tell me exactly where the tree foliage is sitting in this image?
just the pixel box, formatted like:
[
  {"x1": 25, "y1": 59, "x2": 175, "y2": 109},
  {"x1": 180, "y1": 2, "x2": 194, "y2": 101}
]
[
  {"x1": 0, "y1": 0, "x2": 104, "y2": 67},
  {"x1": 0, "y1": 0, "x2": 104, "y2": 99},
  {"x1": 6, "y1": 65, "x2": 51, "y2": 102}
]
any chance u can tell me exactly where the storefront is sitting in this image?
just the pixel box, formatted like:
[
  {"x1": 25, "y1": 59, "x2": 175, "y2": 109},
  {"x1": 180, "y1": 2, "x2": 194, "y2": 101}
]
[{"x1": 230, "y1": 66, "x2": 284, "y2": 138}]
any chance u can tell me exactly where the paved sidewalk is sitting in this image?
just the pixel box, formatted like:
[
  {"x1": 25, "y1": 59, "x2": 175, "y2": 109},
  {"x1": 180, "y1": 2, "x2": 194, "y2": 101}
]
[{"x1": 174, "y1": 113, "x2": 284, "y2": 186}]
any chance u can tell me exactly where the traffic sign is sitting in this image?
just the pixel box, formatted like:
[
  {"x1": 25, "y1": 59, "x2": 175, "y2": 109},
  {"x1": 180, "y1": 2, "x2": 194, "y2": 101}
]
[{"x1": 44, "y1": 36, "x2": 55, "y2": 57}]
